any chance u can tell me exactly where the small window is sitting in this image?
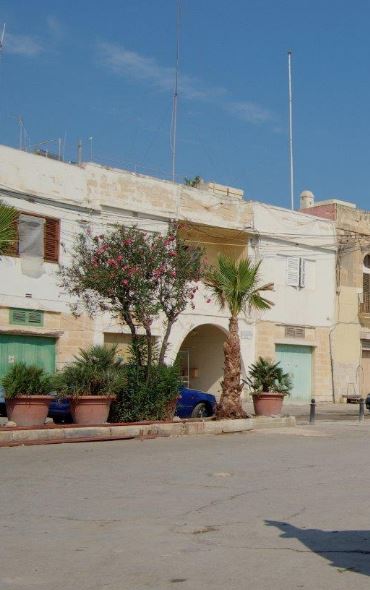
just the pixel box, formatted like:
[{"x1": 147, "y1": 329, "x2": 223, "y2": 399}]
[
  {"x1": 5, "y1": 212, "x2": 60, "y2": 263},
  {"x1": 286, "y1": 257, "x2": 305, "y2": 288},
  {"x1": 9, "y1": 308, "x2": 44, "y2": 327},
  {"x1": 363, "y1": 274, "x2": 370, "y2": 312},
  {"x1": 286, "y1": 257, "x2": 300, "y2": 287},
  {"x1": 364, "y1": 255, "x2": 370, "y2": 271}
]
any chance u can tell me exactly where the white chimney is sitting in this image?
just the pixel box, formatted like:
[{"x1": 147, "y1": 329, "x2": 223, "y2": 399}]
[{"x1": 300, "y1": 190, "x2": 315, "y2": 209}]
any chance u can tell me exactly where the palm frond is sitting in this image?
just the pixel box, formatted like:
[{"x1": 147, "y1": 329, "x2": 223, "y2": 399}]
[{"x1": 206, "y1": 255, "x2": 274, "y2": 317}]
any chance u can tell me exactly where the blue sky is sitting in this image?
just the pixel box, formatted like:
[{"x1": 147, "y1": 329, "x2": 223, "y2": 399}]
[{"x1": 1, "y1": 0, "x2": 370, "y2": 209}]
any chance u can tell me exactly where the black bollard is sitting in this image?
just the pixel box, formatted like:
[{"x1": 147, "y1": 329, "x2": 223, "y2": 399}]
[
  {"x1": 309, "y1": 398, "x2": 316, "y2": 424},
  {"x1": 359, "y1": 399, "x2": 365, "y2": 422}
]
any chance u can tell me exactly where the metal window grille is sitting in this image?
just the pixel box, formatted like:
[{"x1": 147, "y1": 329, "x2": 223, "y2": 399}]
[{"x1": 285, "y1": 326, "x2": 305, "y2": 338}]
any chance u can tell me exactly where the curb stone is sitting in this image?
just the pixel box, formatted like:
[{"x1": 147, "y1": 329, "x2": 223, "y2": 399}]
[{"x1": 0, "y1": 416, "x2": 296, "y2": 447}]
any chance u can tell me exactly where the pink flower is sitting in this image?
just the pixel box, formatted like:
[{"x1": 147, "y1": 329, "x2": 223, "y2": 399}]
[
  {"x1": 121, "y1": 279, "x2": 129, "y2": 286},
  {"x1": 169, "y1": 251, "x2": 176, "y2": 257}
]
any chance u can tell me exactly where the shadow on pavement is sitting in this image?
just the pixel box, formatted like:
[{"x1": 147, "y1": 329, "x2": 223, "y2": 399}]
[{"x1": 266, "y1": 521, "x2": 370, "y2": 577}]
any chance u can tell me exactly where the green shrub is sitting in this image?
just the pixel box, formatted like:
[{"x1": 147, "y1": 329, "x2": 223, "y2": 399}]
[
  {"x1": 2, "y1": 363, "x2": 53, "y2": 398},
  {"x1": 55, "y1": 345, "x2": 126, "y2": 398},
  {"x1": 244, "y1": 357, "x2": 292, "y2": 395},
  {"x1": 110, "y1": 363, "x2": 181, "y2": 422}
]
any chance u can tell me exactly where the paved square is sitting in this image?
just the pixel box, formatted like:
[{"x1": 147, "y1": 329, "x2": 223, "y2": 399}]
[{"x1": 1, "y1": 423, "x2": 370, "y2": 589}]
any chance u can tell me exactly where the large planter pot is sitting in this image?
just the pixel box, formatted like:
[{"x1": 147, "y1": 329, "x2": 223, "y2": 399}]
[
  {"x1": 70, "y1": 395, "x2": 116, "y2": 425},
  {"x1": 6, "y1": 395, "x2": 51, "y2": 427},
  {"x1": 252, "y1": 392, "x2": 285, "y2": 417}
]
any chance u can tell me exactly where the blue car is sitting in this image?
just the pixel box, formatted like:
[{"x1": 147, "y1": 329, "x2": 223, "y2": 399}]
[
  {"x1": 48, "y1": 386, "x2": 217, "y2": 423},
  {"x1": 176, "y1": 387, "x2": 216, "y2": 419}
]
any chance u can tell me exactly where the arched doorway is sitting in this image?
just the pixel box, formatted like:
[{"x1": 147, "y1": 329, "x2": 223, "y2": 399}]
[{"x1": 177, "y1": 324, "x2": 226, "y2": 398}]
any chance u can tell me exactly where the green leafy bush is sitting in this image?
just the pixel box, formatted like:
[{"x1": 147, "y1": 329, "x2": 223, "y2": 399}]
[
  {"x1": 55, "y1": 345, "x2": 126, "y2": 398},
  {"x1": 2, "y1": 363, "x2": 53, "y2": 398},
  {"x1": 110, "y1": 363, "x2": 181, "y2": 423},
  {"x1": 244, "y1": 357, "x2": 292, "y2": 395}
]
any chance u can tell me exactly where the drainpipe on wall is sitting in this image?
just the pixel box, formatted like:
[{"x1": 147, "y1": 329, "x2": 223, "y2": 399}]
[{"x1": 329, "y1": 325, "x2": 336, "y2": 403}]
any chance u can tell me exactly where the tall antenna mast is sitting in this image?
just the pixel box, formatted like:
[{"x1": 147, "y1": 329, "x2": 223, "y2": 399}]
[
  {"x1": 288, "y1": 50, "x2": 295, "y2": 210},
  {"x1": 77, "y1": 139, "x2": 82, "y2": 165},
  {"x1": 88, "y1": 136, "x2": 93, "y2": 161},
  {"x1": 18, "y1": 115, "x2": 24, "y2": 150},
  {"x1": 0, "y1": 23, "x2": 6, "y2": 52},
  {"x1": 171, "y1": 0, "x2": 181, "y2": 183}
]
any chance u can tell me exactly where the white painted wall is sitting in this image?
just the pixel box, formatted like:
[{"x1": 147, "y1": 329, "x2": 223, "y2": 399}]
[
  {"x1": 0, "y1": 195, "x2": 81, "y2": 313},
  {"x1": 0, "y1": 145, "x2": 336, "y2": 392},
  {"x1": 251, "y1": 202, "x2": 336, "y2": 327}
]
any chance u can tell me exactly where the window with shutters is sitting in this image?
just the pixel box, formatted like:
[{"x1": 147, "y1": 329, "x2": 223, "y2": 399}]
[
  {"x1": 9, "y1": 308, "x2": 44, "y2": 327},
  {"x1": 5, "y1": 212, "x2": 60, "y2": 263},
  {"x1": 362, "y1": 256, "x2": 370, "y2": 313},
  {"x1": 286, "y1": 257, "x2": 306, "y2": 288}
]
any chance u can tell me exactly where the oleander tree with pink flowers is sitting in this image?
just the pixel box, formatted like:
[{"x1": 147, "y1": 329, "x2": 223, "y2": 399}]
[{"x1": 59, "y1": 223, "x2": 203, "y2": 376}]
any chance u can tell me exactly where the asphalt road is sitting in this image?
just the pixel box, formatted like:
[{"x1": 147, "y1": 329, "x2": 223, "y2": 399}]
[{"x1": 1, "y1": 423, "x2": 370, "y2": 589}]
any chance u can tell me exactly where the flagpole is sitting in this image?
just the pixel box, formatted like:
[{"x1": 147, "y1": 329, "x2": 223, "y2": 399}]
[{"x1": 288, "y1": 50, "x2": 294, "y2": 210}]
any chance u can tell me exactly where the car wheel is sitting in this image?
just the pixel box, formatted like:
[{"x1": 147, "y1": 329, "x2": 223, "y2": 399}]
[{"x1": 191, "y1": 403, "x2": 210, "y2": 418}]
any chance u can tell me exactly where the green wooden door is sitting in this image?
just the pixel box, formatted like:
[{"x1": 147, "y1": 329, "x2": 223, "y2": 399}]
[
  {"x1": 275, "y1": 344, "x2": 312, "y2": 402},
  {"x1": 0, "y1": 334, "x2": 56, "y2": 378}
]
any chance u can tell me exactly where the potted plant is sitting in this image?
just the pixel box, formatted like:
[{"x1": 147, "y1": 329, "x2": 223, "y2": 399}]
[
  {"x1": 2, "y1": 363, "x2": 53, "y2": 426},
  {"x1": 244, "y1": 357, "x2": 292, "y2": 417},
  {"x1": 56, "y1": 345, "x2": 125, "y2": 425}
]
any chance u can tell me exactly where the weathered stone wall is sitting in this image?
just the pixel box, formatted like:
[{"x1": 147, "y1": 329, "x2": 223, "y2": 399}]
[
  {"x1": 0, "y1": 306, "x2": 94, "y2": 370},
  {"x1": 254, "y1": 321, "x2": 332, "y2": 402}
]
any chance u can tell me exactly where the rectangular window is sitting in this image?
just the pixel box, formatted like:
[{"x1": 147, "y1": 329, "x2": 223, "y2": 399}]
[
  {"x1": 9, "y1": 308, "x2": 44, "y2": 327},
  {"x1": 5, "y1": 212, "x2": 60, "y2": 263},
  {"x1": 286, "y1": 257, "x2": 306, "y2": 288}
]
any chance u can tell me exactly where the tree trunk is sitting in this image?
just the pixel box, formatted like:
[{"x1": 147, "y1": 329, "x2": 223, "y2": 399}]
[
  {"x1": 159, "y1": 319, "x2": 175, "y2": 365},
  {"x1": 121, "y1": 311, "x2": 142, "y2": 366},
  {"x1": 216, "y1": 315, "x2": 246, "y2": 419},
  {"x1": 145, "y1": 327, "x2": 152, "y2": 385}
]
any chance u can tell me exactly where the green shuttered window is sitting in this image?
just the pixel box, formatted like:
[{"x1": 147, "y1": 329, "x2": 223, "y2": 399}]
[{"x1": 9, "y1": 308, "x2": 44, "y2": 327}]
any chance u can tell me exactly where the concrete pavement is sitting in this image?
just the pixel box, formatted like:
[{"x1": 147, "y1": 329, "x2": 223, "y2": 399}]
[
  {"x1": 1, "y1": 421, "x2": 370, "y2": 589},
  {"x1": 245, "y1": 398, "x2": 370, "y2": 424}
]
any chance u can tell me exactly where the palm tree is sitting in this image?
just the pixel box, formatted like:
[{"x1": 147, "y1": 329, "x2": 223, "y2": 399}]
[
  {"x1": 205, "y1": 255, "x2": 274, "y2": 418},
  {"x1": 0, "y1": 201, "x2": 17, "y2": 256}
]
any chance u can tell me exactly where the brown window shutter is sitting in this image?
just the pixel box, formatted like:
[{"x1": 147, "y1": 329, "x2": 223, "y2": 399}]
[
  {"x1": 44, "y1": 217, "x2": 60, "y2": 262},
  {"x1": 5, "y1": 213, "x2": 19, "y2": 256}
]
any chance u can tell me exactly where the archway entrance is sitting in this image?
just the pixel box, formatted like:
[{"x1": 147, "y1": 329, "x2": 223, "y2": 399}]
[{"x1": 177, "y1": 324, "x2": 226, "y2": 398}]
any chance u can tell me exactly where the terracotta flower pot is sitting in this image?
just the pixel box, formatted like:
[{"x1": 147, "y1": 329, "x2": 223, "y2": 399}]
[
  {"x1": 6, "y1": 395, "x2": 51, "y2": 427},
  {"x1": 252, "y1": 392, "x2": 285, "y2": 417},
  {"x1": 70, "y1": 395, "x2": 116, "y2": 425}
]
